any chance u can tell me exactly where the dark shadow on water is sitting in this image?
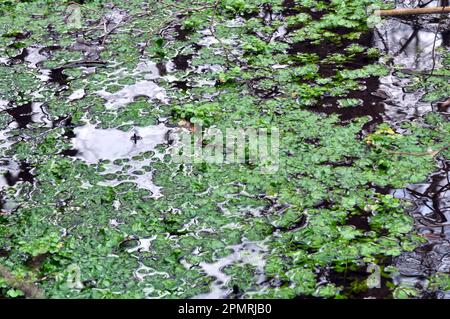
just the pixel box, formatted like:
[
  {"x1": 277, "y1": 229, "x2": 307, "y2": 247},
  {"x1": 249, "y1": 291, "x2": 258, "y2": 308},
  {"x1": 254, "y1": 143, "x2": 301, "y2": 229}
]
[
  {"x1": 49, "y1": 67, "x2": 69, "y2": 87},
  {"x1": 6, "y1": 102, "x2": 32, "y2": 128},
  {"x1": 3, "y1": 162, "x2": 34, "y2": 187},
  {"x1": 172, "y1": 54, "x2": 193, "y2": 71},
  {"x1": 328, "y1": 259, "x2": 393, "y2": 299}
]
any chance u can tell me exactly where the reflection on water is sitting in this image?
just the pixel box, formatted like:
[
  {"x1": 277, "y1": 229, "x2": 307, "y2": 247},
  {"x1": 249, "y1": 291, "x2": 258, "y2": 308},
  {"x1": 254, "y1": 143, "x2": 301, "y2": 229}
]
[
  {"x1": 67, "y1": 88, "x2": 85, "y2": 102},
  {"x1": 97, "y1": 80, "x2": 167, "y2": 109},
  {"x1": 72, "y1": 123, "x2": 169, "y2": 197},
  {"x1": 374, "y1": 18, "x2": 447, "y2": 125},
  {"x1": 73, "y1": 123, "x2": 169, "y2": 163},
  {"x1": 391, "y1": 159, "x2": 450, "y2": 291},
  {"x1": 0, "y1": 1, "x2": 448, "y2": 299},
  {"x1": 391, "y1": 160, "x2": 450, "y2": 238},
  {"x1": 374, "y1": 11, "x2": 450, "y2": 297},
  {"x1": 4, "y1": 102, "x2": 52, "y2": 128},
  {"x1": 24, "y1": 46, "x2": 49, "y2": 68},
  {"x1": 193, "y1": 240, "x2": 267, "y2": 299}
]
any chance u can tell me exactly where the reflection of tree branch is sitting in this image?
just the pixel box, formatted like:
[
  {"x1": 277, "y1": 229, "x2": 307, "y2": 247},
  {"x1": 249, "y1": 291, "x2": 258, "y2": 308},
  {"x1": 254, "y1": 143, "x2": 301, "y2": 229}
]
[
  {"x1": 209, "y1": 0, "x2": 241, "y2": 66},
  {"x1": 101, "y1": 19, "x2": 123, "y2": 45},
  {"x1": 375, "y1": 28, "x2": 389, "y2": 52},
  {"x1": 405, "y1": 158, "x2": 450, "y2": 225},
  {"x1": 139, "y1": 1, "x2": 214, "y2": 55},
  {"x1": 398, "y1": 69, "x2": 448, "y2": 77},
  {"x1": 419, "y1": 0, "x2": 437, "y2": 8},
  {"x1": 394, "y1": 27, "x2": 419, "y2": 57},
  {"x1": 426, "y1": 4, "x2": 447, "y2": 79}
]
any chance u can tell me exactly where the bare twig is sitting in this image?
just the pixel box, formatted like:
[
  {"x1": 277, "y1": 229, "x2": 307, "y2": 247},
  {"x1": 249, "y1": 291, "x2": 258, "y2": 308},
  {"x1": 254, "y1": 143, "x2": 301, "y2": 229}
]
[{"x1": 101, "y1": 18, "x2": 124, "y2": 45}]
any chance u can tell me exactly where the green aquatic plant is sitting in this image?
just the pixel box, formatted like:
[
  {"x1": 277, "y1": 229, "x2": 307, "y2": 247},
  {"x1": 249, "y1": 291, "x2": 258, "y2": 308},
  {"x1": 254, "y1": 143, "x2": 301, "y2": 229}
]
[{"x1": 0, "y1": 0, "x2": 448, "y2": 299}]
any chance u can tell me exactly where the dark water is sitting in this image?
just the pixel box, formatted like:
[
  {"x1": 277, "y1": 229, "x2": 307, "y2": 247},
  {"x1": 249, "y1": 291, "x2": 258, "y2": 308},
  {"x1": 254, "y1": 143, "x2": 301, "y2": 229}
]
[
  {"x1": 0, "y1": 160, "x2": 34, "y2": 188},
  {"x1": 272, "y1": 1, "x2": 449, "y2": 298},
  {"x1": 372, "y1": 12, "x2": 450, "y2": 298}
]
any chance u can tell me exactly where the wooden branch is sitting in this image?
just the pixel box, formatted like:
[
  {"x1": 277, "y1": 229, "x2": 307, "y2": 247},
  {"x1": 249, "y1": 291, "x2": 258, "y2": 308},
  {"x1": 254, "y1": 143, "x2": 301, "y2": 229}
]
[
  {"x1": 0, "y1": 264, "x2": 45, "y2": 299},
  {"x1": 375, "y1": 6, "x2": 450, "y2": 16}
]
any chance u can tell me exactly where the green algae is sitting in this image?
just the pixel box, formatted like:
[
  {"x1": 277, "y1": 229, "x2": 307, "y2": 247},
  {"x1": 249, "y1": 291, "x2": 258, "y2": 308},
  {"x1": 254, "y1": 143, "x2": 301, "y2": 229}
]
[{"x1": 0, "y1": 0, "x2": 449, "y2": 299}]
